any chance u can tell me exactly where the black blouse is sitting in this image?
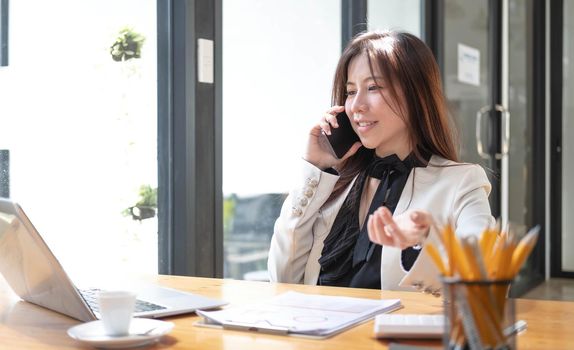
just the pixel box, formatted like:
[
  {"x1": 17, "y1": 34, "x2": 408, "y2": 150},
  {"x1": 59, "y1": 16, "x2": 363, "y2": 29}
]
[{"x1": 318, "y1": 152, "x2": 429, "y2": 289}]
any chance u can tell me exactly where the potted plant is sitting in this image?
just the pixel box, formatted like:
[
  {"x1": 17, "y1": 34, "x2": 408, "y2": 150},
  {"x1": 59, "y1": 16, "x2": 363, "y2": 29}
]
[
  {"x1": 124, "y1": 185, "x2": 157, "y2": 221},
  {"x1": 110, "y1": 27, "x2": 146, "y2": 62}
]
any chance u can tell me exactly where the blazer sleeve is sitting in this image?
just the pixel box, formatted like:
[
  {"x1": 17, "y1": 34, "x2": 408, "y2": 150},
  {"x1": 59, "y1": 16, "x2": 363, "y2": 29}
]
[
  {"x1": 399, "y1": 164, "x2": 495, "y2": 292},
  {"x1": 267, "y1": 159, "x2": 339, "y2": 283}
]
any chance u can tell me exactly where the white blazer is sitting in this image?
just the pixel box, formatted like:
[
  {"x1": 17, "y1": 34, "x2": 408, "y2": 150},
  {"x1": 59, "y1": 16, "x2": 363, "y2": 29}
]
[{"x1": 268, "y1": 155, "x2": 494, "y2": 293}]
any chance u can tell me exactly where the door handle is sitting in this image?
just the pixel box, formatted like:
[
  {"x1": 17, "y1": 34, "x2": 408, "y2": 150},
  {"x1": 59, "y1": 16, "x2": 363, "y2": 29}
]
[{"x1": 475, "y1": 104, "x2": 510, "y2": 160}]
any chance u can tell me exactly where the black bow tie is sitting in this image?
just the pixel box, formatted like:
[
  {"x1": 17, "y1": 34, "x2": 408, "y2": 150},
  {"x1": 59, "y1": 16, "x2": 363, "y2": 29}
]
[{"x1": 366, "y1": 154, "x2": 408, "y2": 179}]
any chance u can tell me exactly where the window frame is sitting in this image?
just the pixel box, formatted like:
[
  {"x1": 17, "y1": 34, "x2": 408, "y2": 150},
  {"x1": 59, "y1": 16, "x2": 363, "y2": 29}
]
[
  {"x1": 0, "y1": 0, "x2": 8, "y2": 66},
  {"x1": 157, "y1": 0, "x2": 223, "y2": 277}
]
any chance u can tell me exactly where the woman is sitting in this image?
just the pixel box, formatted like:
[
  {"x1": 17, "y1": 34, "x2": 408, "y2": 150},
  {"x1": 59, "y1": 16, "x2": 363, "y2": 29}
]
[{"x1": 267, "y1": 31, "x2": 494, "y2": 293}]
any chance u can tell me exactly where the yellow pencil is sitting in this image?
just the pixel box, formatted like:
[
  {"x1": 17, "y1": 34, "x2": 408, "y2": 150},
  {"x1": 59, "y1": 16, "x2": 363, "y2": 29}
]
[
  {"x1": 487, "y1": 234, "x2": 505, "y2": 279},
  {"x1": 480, "y1": 227, "x2": 497, "y2": 259},
  {"x1": 462, "y1": 237, "x2": 504, "y2": 347},
  {"x1": 510, "y1": 226, "x2": 540, "y2": 276},
  {"x1": 430, "y1": 223, "x2": 540, "y2": 349},
  {"x1": 426, "y1": 243, "x2": 448, "y2": 276}
]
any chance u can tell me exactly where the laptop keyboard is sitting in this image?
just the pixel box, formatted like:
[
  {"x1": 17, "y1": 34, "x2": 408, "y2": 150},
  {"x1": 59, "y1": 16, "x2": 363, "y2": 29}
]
[{"x1": 79, "y1": 288, "x2": 167, "y2": 313}]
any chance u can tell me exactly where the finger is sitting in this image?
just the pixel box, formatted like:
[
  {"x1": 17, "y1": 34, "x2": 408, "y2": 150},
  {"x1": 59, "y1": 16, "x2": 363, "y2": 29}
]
[
  {"x1": 367, "y1": 214, "x2": 379, "y2": 243},
  {"x1": 324, "y1": 113, "x2": 339, "y2": 128},
  {"x1": 410, "y1": 212, "x2": 432, "y2": 237},
  {"x1": 410, "y1": 211, "x2": 430, "y2": 225},
  {"x1": 371, "y1": 209, "x2": 388, "y2": 238},
  {"x1": 389, "y1": 225, "x2": 410, "y2": 248},
  {"x1": 370, "y1": 211, "x2": 392, "y2": 245},
  {"x1": 319, "y1": 119, "x2": 332, "y2": 135},
  {"x1": 378, "y1": 208, "x2": 410, "y2": 247},
  {"x1": 369, "y1": 212, "x2": 385, "y2": 242},
  {"x1": 369, "y1": 211, "x2": 383, "y2": 243},
  {"x1": 327, "y1": 105, "x2": 345, "y2": 115},
  {"x1": 379, "y1": 206, "x2": 392, "y2": 218},
  {"x1": 378, "y1": 207, "x2": 396, "y2": 232},
  {"x1": 378, "y1": 212, "x2": 400, "y2": 246}
]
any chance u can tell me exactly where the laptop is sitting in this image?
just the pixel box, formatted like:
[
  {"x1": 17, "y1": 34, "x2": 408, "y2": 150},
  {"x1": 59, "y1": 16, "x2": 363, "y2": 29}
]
[{"x1": 0, "y1": 198, "x2": 227, "y2": 322}]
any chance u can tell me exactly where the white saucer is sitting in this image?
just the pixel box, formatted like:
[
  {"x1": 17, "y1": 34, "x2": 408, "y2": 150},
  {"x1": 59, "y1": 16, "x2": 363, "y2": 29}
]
[{"x1": 67, "y1": 318, "x2": 174, "y2": 349}]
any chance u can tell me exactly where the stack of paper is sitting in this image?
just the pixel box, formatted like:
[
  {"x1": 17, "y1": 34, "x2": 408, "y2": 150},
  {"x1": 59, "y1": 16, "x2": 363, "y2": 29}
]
[{"x1": 196, "y1": 291, "x2": 401, "y2": 338}]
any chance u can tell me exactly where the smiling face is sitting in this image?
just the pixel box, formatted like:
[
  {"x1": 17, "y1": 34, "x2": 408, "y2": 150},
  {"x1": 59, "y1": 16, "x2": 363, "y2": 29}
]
[{"x1": 344, "y1": 52, "x2": 411, "y2": 159}]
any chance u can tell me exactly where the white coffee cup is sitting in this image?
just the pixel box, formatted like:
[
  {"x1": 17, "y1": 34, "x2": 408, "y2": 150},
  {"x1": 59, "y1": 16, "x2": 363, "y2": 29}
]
[{"x1": 97, "y1": 290, "x2": 137, "y2": 336}]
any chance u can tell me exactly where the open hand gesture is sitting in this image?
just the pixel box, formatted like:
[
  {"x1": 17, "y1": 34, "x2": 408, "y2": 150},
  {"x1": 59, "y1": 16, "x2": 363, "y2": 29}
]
[{"x1": 367, "y1": 207, "x2": 433, "y2": 249}]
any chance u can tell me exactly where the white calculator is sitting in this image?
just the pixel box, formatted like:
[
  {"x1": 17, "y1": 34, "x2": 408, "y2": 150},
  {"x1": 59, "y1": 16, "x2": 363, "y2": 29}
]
[{"x1": 374, "y1": 314, "x2": 444, "y2": 339}]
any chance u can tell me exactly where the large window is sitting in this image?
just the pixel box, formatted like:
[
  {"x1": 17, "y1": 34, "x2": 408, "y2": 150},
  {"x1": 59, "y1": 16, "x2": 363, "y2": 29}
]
[
  {"x1": 367, "y1": 0, "x2": 421, "y2": 35},
  {"x1": 0, "y1": 0, "x2": 157, "y2": 284},
  {"x1": 222, "y1": 0, "x2": 341, "y2": 280}
]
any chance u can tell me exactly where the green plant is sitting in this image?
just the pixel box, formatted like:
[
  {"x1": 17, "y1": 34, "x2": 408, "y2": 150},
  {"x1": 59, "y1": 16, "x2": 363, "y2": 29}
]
[
  {"x1": 123, "y1": 185, "x2": 157, "y2": 220},
  {"x1": 135, "y1": 185, "x2": 157, "y2": 207},
  {"x1": 223, "y1": 195, "x2": 236, "y2": 237},
  {"x1": 110, "y1": 27, "x2": 146, "y2": 62}
]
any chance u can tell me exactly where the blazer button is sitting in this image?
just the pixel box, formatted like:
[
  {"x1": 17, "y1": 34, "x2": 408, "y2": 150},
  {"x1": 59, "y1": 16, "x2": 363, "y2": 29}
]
[
  {"x1": 292, "y1": 207, "x2": 303, "y2": 217},
  {"x1": 304, "y1": 188, "x2": 314, "y2": 198},
  {"x1": 298, "y1": 197, "x2": 309, "y2": 207},
  {"x1": 306, "y1": 178, "x2": 319, "y2": 188}
]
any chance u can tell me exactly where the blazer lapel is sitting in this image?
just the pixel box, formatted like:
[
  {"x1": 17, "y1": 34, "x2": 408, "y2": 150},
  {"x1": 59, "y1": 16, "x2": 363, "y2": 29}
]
[{"x1": 393, "y1": 156, "x2": 438, "y2": 216}]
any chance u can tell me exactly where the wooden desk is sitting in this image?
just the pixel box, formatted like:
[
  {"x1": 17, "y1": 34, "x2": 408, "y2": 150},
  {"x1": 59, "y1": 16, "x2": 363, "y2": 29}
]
[{"x1": 1, "y1": 275, "x2": 573, "y2": 349}]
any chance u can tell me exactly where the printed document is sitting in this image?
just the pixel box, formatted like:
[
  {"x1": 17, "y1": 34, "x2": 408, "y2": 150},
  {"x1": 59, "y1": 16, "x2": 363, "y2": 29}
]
[{"x1": 197, "y1": 291, "x2": 401, "y2": 338}]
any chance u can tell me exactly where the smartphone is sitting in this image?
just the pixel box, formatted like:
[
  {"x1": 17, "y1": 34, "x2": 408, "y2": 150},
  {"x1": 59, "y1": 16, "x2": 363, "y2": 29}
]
[{"x1": 324, "y1": 111, "x2": 360, "y2": 159}]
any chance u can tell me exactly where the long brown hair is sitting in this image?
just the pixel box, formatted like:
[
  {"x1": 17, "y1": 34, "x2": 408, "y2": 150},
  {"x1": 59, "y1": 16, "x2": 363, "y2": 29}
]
[{"x1": 327, "y1": 30, "x2": 459, "y2": 202}]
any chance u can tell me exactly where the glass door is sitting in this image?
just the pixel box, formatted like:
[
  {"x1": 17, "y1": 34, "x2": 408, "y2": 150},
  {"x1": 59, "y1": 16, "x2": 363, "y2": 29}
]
[
  {"x1": 440, "y1": 0, "x2": 544, "y2": 294},
  {"x1": 441, "y1": 0, "x2": 498, "y2": 214},
  {"x1": 506, "y1": 0, "x2": 545, "y2": 292},
  {"x1": 551, "y1": 0, "x2": 574, "y2": 277}
]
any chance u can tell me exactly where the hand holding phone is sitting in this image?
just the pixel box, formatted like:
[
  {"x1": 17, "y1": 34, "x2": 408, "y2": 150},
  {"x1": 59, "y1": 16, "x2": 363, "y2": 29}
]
[{"x1": 324, "y1": 111, "x2": 360, "y2": 159}]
